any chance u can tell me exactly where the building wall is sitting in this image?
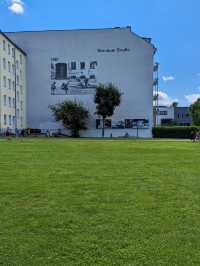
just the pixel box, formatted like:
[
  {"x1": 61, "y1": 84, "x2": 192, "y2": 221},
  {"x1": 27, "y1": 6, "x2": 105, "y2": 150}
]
[
  {"x1": 7, "y1": 27, "x2": 155, "y2": 137},
  {"x1": 156, "y1": 106, "x2": 174, "y2": 125},
  {"x1": 174, "y1": 107, "x2": 192, "y2": 125},
  {"x1": 0, "y1": 33, "x2": 26, "y2": 133}
]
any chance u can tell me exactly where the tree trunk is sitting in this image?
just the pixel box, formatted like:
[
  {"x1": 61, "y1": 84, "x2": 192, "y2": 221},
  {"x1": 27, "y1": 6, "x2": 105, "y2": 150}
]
[{"x1": 102, "y1": 117, "x2": 105, "y2": 138}]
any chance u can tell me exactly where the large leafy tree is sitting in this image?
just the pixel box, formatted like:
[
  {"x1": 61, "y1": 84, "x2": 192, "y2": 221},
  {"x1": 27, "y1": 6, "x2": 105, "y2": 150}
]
[
  {"x1": 190, "y1": 98, "x2": 200, "y2": 125},
  {"x1": 50, "y1": 100, "x2": 89, "y2": 137},
  {"x1": 94, "y1": 83, "x2": 122, "y2": 137}
]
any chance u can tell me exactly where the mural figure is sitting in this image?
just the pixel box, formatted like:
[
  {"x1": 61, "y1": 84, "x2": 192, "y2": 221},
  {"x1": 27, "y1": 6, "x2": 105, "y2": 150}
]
[{"x1": 51, "y1": 59, "x2": 98, "y2": 95}]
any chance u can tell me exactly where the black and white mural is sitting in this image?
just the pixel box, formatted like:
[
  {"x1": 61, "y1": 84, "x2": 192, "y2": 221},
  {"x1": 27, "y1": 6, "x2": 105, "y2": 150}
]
[{"x1": 51, "y1": 58, "x2": 98, "y2": 95}]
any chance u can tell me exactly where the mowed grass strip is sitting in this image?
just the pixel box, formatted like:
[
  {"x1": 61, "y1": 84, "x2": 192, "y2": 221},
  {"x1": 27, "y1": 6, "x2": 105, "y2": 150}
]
[{"x1": 0, "y1": 139, "x2": 200, "y2": 265}]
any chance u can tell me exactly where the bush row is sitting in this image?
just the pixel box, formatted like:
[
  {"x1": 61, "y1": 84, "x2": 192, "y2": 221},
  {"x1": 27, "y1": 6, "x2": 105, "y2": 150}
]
[{"x1": 152, "y1": 126, "x2": 200, "y2": 139}]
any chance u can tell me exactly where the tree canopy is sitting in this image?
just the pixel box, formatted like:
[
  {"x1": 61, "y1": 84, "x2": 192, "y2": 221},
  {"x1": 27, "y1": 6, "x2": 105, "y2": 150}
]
[
  {"x1": 94, "y1": 83, "x2": 122, "y2": 137},
  {"x1": 190, "y1": 98, "x2": 200, "y2": 126},
  {"x1": 50, "y1": 100, "x2": 88, "y2": 137}
]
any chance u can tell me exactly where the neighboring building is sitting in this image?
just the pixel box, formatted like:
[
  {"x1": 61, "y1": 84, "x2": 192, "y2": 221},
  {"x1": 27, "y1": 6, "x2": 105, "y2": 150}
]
[
  {"x1": 0, "y1": 32, "x2": 26, "y2": 133},
  {"x1": 6, "y1": 26, "x2": 156, "y2": 137},
  {"x1": 155, "y1": 106, "x2": 192, "y2": 126},
  {"x1": 155, "y1": 106, "x2": 174, "y2": 125},
  {"x1": 174, "y1": 107, "x2": 192, "y2": 126}
]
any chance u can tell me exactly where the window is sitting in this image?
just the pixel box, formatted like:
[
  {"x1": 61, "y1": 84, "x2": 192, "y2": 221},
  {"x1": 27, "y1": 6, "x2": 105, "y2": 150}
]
[
  {"x1": 3, "y1": 40, "x2": 6, "y2": 51},
  {"x1": 16, "y1": 75, "x2": 19, "y2": 85},
  {"x1": 13, "y1": 98, "x2": 15, "y2": 108},
  {"x1": 16, "y1": 60, "x2": 19, "y2": 69},
  {"x1": 20, "y1": 85, "x2": 23, "y2": 94},
  {"x1": 20, "y1": 101, "x2": 23, "y2": 111},
  {"x1": 12, "y1": 116, "x2": 15, "y2": 127},
  {"x1": 12, "y1": 64, "x2": 15, "y2": 75},
  {"x1": 17, "y1": 109, "x2": 19, "y2": 119},
  {"x1": 71, "y1": 62, "x2": 76, "y2": 70},
  {"x1": 12, "y1": 81, "x2": 15, "y2": 91},
  {"x1": 17, "y1": 91, "x2": 20, "y2": 103},
  {"x1": 3, "y1": 76, "x2": 6, "y2": 88},
  {"x1": 55, "y1": 63, "x2": 67, "y2": 80},
  {"x1": 8, "y1": 44, "x2": 11, "y2": 55},
  {"x1": 12, "y1": 48, "x2": 15, "y2": 57},
  {"x1": 4, "y1": 114, "x2": 7, "y2": 126},
  {"x1": 8, "y1": 61, "x2": 11, "y2": 72},
  {"x1": 20, "y1": 54, "x2": 22, "y2": 65},
  {"x1": 90, "y1": 75, "x2": 96, "y2": 79},
  {"x1": 3, "y1": 58, "x2": 6, "y2": 69},
  {"x1": 9, "y1": 115, "x2": 11, "y2": 126},
  {"x1": 20, "y1": 70, "x2": 22, "y2": 80},
  {"x1": 8, "y1": 97, "x2": 11, "y2": 107},
  {"x1": 8, "y1": 79, "x2": 11, "y2": 90},
  {"x1": 20, "y1": 117, "x2": 23, "y2": 128},
  {"x1": 3, "y1": 95, "x2": 7, "y2": 106},
  {"x1": 80, "y1": 62, "x2": 85, "y2": 70},
  {"x1": 159, "y1": 111, "x2": 168, "y2": 115}
]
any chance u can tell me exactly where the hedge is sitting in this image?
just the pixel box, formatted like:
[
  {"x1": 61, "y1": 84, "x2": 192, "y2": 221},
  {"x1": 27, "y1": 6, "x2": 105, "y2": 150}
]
[{"x1": 152, "y1": 126, "x2": 200, "y2": 139}]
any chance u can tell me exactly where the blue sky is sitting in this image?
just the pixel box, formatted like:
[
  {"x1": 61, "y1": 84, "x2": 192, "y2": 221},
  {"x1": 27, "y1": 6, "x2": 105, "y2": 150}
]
[{"x1": 1, "y1": 0, "x2": 200, "y2": 106}]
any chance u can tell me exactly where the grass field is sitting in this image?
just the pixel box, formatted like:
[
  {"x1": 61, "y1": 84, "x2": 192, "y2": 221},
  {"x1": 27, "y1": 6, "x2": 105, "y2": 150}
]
[{"x1": 0, "y1": 138, "x2": 200, "y2": 265}]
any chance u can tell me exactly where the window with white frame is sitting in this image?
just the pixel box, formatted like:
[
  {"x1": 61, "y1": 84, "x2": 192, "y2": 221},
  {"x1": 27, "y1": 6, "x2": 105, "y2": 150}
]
[
  {"x1": 12, "y1": 48, "x2": 15, "y2": 57},
  {"x1": 12, "y1": 64, "x2": 15, "y2": 75},
  {"x1": 17, "y1": 91, "x2": 19, "y2": 102},
  {"x1": 16, "y1": 60, "x2": 19, "y2": 69},
  {"x1": 20, "y1": 54, "x2": 22, "y2": 65},
  {"x1": 12, "y1": 81, "x2": 15, "y2": 91},
  {"x1": 3, "y1": 76, "x2": 6, "y2": 88},
  {"x1": 9, "y1": 115, "x2": 12, "y2": 126},
  {"x1": 20, "y1": 85, "x2": 23, "y2": 94},
  {"x1": 3, "y1": 95, "x2": 7, "y2": 106},
  {"x1": 16, "y1": 75, "x2": 19, "y2": 85},
  {"x1": 12, "y1": 116, "x2": 15, "y2": 126},
  {"x1": 20, "y1": 101, "x2": 23, "y2": 111},
  {"x1": 3, "y1": 40, "x2": 6, "y2": 51},
  {"x1": 4, "y1": 114, "x2": 7, "y2": 125},
  {"x1": 8, "y1": 44, "x2": 11, "y2": 55},
  {"x1": 17, "y1": 109, "x2": 19, "y2": 119},
  {"x1": 8, "y1": 79, "x2": 11, "y2": 90},
  {"x1": 3, "y1": 58, "x2": 6, "y2": 70},
  {"x1": 8, "y1": 61, "x2": 11, "y2": 72},
  {"x1": 13, "y1": 98, "x2": 15, "y2": 108},
  {"x1": 8, "y1": 97, "x2": 11, "y2": 107}
]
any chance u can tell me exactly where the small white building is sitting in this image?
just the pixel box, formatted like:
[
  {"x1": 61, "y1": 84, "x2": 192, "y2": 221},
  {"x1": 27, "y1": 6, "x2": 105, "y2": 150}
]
[
  {"x1": 155, "y1": 106, "x2": 174, "y2": 126},
  {"x1": 6, "y1": 26, "x2": 156, "y2": 137}
]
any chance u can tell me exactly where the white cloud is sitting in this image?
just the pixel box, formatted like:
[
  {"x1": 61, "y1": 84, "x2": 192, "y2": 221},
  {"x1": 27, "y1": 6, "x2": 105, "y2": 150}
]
[
  {"x1": 162, "y1": 75, "x2": 175, "y2": 82},
  {"x1": 154, "y1": 90, "x2": 178, "y2": 106},
  {"x1": 8, "y1": 0, "x2": 24, "y2": 14},
  {"x1": 185, "y1": 94, "x2": 200, "y2": 105}
]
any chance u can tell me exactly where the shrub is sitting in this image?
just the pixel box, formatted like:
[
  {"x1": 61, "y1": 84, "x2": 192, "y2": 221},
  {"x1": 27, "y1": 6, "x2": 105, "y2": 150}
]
[{"x1": 152, "y1": 126, "x2": 199, "y2": 139}]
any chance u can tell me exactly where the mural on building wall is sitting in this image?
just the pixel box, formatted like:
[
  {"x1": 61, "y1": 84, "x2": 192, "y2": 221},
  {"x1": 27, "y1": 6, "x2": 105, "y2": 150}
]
[{"x1": 51, "y1": 58, "x2": 98, "y2": 95}]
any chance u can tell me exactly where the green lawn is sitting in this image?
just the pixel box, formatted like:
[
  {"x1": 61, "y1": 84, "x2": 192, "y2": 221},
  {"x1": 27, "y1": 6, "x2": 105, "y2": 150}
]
[{"x1": 0, "y1": 139, "x2": 200, "y2": 265}]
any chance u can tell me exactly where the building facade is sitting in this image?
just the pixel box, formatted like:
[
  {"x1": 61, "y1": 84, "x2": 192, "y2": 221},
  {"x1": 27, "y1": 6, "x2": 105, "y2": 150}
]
[
  {"x1": 155, "y1": 105, "x2": 192, "y2": 126},
  {"x1": 155, "y1": 106, "x2": 175, "y2": 126},
  {"x1": 6, "y1": 27, "x2": 155, "y2": 137},
  {"x1": 0, "y1": 32, "x2": 26, "y2": 133},
  {"x1": 174, "y1": 107, "x2": 192, "y2": 126}
]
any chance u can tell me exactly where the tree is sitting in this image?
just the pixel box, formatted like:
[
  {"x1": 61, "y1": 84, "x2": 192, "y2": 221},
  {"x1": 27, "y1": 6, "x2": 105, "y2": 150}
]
[
  {"x1": 50, "y1": 100, "x2": 89, "y2": 137},
  {"x1": 172, "y1": 101, "x2": 178, "y2": 108},
  {"x1": 94, "y1": 83, "x2": 122, "y2": 137},
  {"x1": 190, "y1": 98, "x2": 200, "y2": 126}
]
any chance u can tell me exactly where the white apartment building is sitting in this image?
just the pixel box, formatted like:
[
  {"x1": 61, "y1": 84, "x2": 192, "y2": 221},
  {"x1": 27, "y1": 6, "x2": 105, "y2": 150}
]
[
  {"x1": 0, "y1": 32, "x2": 26, "y2": 133},
  {"x1": 6, "y1": 26, "x2": 156, "y2": 137}
]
